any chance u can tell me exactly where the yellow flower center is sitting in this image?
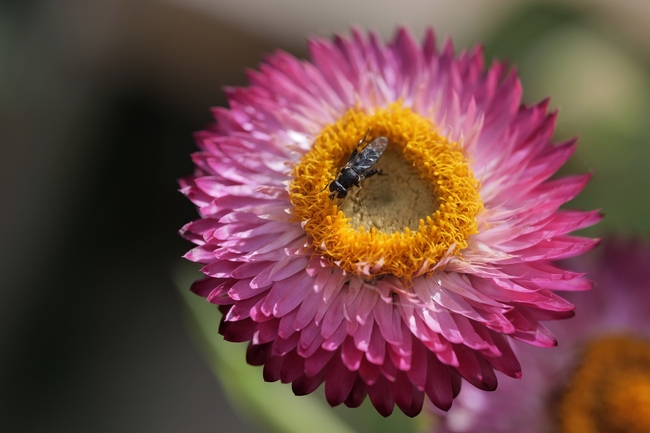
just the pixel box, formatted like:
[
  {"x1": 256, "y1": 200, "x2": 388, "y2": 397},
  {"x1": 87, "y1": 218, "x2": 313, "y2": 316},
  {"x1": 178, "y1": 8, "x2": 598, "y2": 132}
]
[
  {"x1": 289, "y1": 103, "x2": 482, "y2": 278},
  {"x1": 558, "y1": 335, "x2": 650, "y2": 433}
]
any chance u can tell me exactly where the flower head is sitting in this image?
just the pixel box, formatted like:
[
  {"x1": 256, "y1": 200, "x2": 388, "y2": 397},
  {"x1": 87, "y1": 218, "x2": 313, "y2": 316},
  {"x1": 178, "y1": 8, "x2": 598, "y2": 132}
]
[
  {"x1": 433, "y1": 239, "x2": 650, "y2": 432},
  {"x1": 180, "y1": 27, "x2": 600, "y2": 417}
]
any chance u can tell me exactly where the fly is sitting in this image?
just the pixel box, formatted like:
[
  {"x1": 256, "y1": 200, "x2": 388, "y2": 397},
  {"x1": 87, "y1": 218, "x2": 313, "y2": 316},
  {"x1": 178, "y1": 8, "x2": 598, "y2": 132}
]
[{"x1": 328, "y1": 132, "x2": 388, "y2": 200}]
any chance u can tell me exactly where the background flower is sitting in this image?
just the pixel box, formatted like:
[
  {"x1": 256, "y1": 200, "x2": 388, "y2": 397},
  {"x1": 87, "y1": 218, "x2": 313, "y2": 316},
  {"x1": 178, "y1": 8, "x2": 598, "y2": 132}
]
[
  {"x1": 432, "y1": 239, "x2": 650, "y2": 433},
  {"x1": 180, "y1": 26, "x2": 599, "y2": 417}
]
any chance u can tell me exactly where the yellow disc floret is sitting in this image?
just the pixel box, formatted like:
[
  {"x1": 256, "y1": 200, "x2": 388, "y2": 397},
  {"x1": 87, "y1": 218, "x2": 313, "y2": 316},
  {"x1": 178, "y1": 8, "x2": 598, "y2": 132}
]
[{"x1": 289, "y1": 103, "x2": 482, "y2": 279}]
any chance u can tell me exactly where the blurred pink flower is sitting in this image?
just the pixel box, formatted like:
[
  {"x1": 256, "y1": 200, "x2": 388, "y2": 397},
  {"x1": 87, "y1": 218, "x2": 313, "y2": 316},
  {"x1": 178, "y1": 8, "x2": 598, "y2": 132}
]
[
  {"x1": 433, "y1": 239, "x2": 650, "y2": 432},
  {"x1": 180, "y1": 27, "x2": 600, "y2": 416}
]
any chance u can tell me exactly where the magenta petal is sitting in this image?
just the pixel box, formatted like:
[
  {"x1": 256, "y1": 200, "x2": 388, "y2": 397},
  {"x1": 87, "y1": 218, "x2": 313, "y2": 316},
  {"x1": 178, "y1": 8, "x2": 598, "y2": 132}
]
[
  {"x1": 401, "y1": 386, "x2": 425, "y2": 418},
  {"x1": 262, "y1": 354, "x2": 283, "y2": 382},
  {"x1": 298, "y1": 320, "x2": 322, "y2": 355},
  {"x1": 225, "y1": 293, "x2": 265, "y2": 321},
  {"x1": 298, "y1": 331, "x2": 324, "y2": 358},
  {"x1": 379, "y1": 356, "x2": 398, "y2": 384},
  {"x1": 201, "y1": 260, "x2": 239, "y2": 278},
  {"x1": 325, "y1": 358, "x2": 357, "y2": 406},
  {"x1": 304, "y1": 347, "x2": 335, "y2": 378},
  {"x1": 407, "y1": 339, "x2": 428, "y2": 391},
  {"x1": 292, "y1": 369, "x2": 326, "y2": 396},
  {"x1": 260, "y1": 271, "x2": 312, "y2": 318},
  {"x1": 280, "y1": 350, "x2": 305, "y2": 384},
  {"x1": 340, "y1": 379, "x2": 365, "y2": 410},
  {"x1": 366, "y1": 323, "x2": 387, "y2": 365},
  {"x1": 231, "y1": 261, "x2": 271, "y2": 279},
  {"x1": 353, "y1": 317, "x2": 373, "y2": 351},
  {"x1": 373, "y1": 299, "x2": 403, "y2": 345},
  {"x1": 277, "y1": 307, "x2": 299, "y2": 339},
  {"x1": 228, "y1": 278, "x2": 260, "y2": 301},
  {"x1": 253, "y1": 320, "x2": 280, "y2": 345},
  {"x1": 246, "y1": 342, "x2": 271, "y2": 366},
  {"x1": 190, "y1": 276, "x2": 225, "y2": 297},
  {"x1": 358, "y1": 357, "x2": 380, "y2": 385},
  {"x1": 341, "y1": 336, "x2": 363, "y2": 371},
  {"x1": 367, "y1": 376, "x2": 395, "y2": 417},
  {"x1": 272, "y1": 332, "x2": 300, "y2": 357},
  {"x1": 390, "y1": 370, "x2": 418, "y2": 415},
  {"x1": 505, "y1": 309, "x2": 558, "y2": 347},
  {"x1": 221, "y1": 318, "x2": 257, "y2": 342},
  {"x1": 484, "y1": 330, "x2": 522, "y2": 378},
  {"x1": 454, "y1": 345, "x2": 498, "y2": 391},
  {"x1": 293, "y1": 287, "x2": 321, "y2": 331},
  {"x1": 425, "y1": 352, "x2": 454, "y2": 411},
  {"x1": 321, "y1": 320, "x2": 348, "y2": 351},
  {"x1": 321, "y1": 291, "x2": 346, "y2": 339}
]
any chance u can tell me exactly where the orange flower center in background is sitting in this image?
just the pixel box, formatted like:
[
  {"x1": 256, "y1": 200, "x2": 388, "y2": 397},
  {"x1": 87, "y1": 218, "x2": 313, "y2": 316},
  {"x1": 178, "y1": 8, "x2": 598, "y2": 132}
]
[
  {"x1": 289, "y1": 103, "x2": 483, "y2": 278},
  {"x1": 558, "y1": 335, "x2": 650, "y2": 433}
]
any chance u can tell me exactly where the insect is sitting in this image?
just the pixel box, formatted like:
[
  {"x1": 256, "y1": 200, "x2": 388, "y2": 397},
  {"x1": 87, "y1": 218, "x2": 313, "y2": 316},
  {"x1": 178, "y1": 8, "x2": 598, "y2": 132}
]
[{"x1": 328, "y1": 132, "x2": 388, "y2": 200}]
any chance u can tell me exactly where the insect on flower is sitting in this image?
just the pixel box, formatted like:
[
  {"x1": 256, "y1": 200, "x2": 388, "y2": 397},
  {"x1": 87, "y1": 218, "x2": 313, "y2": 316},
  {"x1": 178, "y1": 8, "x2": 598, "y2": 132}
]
[{"x1": 328, "y1": 132, "x2": 388, "y2": 200}]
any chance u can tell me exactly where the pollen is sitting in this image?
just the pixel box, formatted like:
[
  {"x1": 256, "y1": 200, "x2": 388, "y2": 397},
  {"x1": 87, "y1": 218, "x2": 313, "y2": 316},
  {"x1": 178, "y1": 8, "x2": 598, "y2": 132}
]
[
  {"x1": 289, "y1": 103, "x2": 483, "y2": 279},
  {"x1": 557, "y1": 335, "x2": 650, "y2": 433}
]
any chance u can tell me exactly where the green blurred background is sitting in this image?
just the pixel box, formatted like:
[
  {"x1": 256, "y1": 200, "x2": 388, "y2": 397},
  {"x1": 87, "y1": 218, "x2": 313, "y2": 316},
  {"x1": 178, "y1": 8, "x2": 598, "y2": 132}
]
[{"x1": 2, "y1": 1, "x2": 648, "y2": 432}]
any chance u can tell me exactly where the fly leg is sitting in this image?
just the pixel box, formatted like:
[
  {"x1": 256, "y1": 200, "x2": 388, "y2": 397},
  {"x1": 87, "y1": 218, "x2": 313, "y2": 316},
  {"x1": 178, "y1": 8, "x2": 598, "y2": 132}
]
[{"x1": 364, "y1": 168, "x2": 382, "y2": 178}]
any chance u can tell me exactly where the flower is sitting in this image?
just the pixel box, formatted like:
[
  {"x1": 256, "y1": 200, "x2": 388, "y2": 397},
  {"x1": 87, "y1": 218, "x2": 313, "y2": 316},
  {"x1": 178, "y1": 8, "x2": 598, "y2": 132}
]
[
  {"x1": 179, "y1": 27, "x2": 600, "y2": 417},
  {"x1": 433, "y1": 239, "x2": 650, "y2": 433}
]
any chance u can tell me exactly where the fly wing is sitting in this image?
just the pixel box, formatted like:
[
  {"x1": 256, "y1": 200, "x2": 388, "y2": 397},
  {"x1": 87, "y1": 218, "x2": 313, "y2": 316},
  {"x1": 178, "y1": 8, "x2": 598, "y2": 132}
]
[{"x1": 350, "y1": 137, "x2": 388, "y2": 176}]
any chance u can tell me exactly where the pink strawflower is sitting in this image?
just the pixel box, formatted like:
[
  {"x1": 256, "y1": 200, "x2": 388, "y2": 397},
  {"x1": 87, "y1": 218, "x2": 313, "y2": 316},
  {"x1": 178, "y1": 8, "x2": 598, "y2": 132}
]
[
  {"x1": 432, "y1": 239, "x2": 650, "y2": 432},
  {"x1": 180, "y1": 27, "x2": 600, "y2": 417}
]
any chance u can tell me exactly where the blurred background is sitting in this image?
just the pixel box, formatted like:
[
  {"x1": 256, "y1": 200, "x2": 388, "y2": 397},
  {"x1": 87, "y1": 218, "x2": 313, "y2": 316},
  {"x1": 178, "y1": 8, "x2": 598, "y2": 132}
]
[{"x1": 2, "y1": 0, "x2": 650, "y2": 431}]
